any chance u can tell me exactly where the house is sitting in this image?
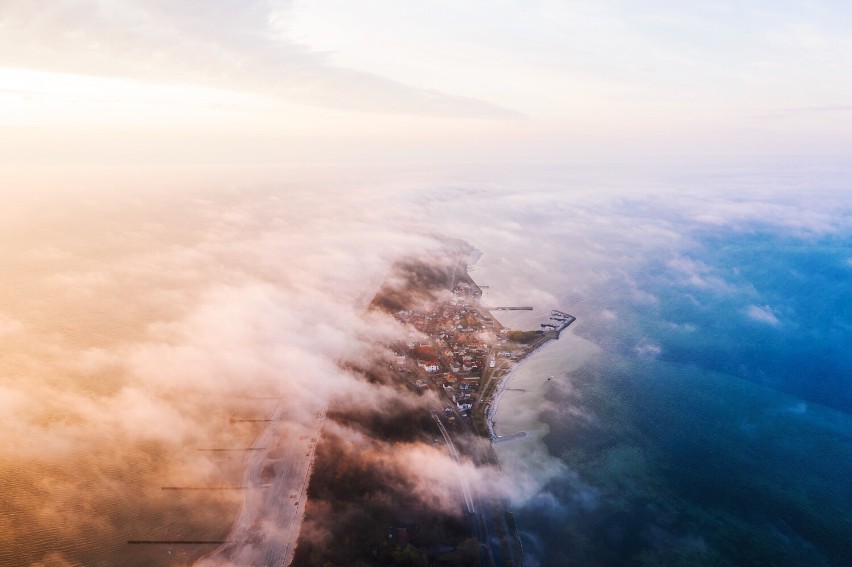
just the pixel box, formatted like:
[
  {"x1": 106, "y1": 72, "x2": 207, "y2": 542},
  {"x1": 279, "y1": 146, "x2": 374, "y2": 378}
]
[{"x1": 420, "y1": 360, "x2": 440, "y2": 373}]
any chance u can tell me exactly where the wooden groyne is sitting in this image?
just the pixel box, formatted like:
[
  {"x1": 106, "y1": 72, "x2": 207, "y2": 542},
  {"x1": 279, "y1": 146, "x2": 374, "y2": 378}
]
[
  {"x1": 161, "y1": 486, "x2": 249, "y2": 490},
  {"x1": 127, "y1": 540, "x2": 229, "y2": 545},
  {"x1": 493, "y1": 431, "x2": 527, "y2": 443},
  {"x1": 196, "y1": 448, "x2": 266, "y2": 452}
]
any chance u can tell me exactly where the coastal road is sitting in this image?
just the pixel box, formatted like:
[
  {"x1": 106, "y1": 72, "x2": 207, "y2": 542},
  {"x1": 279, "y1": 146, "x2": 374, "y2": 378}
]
[
  {"x1": 433, "y1": 411, "x2": 519, "y2": 567},
  {"x1": 457, "y1": 413, "x2": 512, "y2": 567},
  {"x1": 431, "y1": 412, "x2": 475, "y2": 515}
]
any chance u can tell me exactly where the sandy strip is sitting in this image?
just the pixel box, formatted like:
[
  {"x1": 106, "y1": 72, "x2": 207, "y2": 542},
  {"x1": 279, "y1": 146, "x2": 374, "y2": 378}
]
[
  {"x1": 486, "y1": 353, "x2": 537, "y2": 440},
  {"x1": 487, "y1": 325, "x2": 600, "y2": 442}
]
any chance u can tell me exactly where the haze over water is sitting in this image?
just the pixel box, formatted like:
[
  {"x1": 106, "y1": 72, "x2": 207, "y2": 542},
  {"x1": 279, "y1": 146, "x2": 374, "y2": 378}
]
[
  {"x1": 4, "y1": 167, "x2": 852, "y2": 567},
  {"x1": 475, "y1": 172, "x2": 852, "y2": 566}
]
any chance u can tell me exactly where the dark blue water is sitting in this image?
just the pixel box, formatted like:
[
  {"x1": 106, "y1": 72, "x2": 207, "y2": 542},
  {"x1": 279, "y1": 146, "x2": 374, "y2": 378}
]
[
  {"x1": 634, "y1": 230, "x2": 852, "y2": 414},
  {"x1": 519, "y1": 225, "x2": 852, "y2": 566}
]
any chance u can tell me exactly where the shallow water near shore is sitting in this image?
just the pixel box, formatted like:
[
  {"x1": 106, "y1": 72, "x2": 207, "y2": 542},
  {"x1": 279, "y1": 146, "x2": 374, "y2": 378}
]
[
  {"x1": 488, "y1": 225, "x2": 852, "y2": 567},
  {"x1": 516, "y1": 352, "x2": 852, "y2": 566},
  {"x1": 491, "y1": 327, "x2": 600, "y2": 504}
]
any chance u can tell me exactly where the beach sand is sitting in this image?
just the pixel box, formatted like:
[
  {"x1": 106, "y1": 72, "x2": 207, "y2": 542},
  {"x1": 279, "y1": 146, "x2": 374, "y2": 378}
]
[{"x1": 490, "y1": 324, "x2": 600, "y2": 504}]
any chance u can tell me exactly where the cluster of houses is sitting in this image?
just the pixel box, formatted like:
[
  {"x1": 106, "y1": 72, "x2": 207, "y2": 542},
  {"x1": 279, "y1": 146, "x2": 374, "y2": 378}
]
[{"x1": 392, "y1": 285, "x2": 498, "y2": 414}]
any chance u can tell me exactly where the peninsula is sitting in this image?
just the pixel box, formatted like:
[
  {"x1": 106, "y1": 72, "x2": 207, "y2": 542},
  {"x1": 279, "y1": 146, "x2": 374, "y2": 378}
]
[{"x1": 290, "y1": 239, "x2": 574, "y2": 567}]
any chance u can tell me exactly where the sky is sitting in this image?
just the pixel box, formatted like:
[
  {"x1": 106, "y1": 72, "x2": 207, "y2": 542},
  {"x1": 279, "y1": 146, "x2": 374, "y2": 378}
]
[{"x1": 2, "y1": 0, "x2": 852, "y2": 166}]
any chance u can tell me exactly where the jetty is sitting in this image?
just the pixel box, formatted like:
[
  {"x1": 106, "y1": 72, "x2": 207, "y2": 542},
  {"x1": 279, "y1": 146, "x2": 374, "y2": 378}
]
[
  {"x1": 549, "y1": 310, "x2": 576, "y2": 336},
  {"x1": 492, "y1": 431, "x2": 527, "y2": 443},
  {"x1": 128, "y1": 540, "x2": 229, "y2": 545}
]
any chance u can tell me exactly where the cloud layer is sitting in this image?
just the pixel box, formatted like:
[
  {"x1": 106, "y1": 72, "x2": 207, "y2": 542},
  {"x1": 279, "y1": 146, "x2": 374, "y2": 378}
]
[
  {"x1": 0, "y1": 171, "x2": 448, "y2": 566},
  {"x1": 3, "y1": 162, "x2": 850, "y2": 565},
  {"x1": 0, "y1": 0, "x2": 520, "y2": 119}
]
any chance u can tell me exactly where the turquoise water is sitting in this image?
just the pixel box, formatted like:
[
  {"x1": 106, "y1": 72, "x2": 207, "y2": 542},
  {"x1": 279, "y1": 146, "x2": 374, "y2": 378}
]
[{"x1": 516, "y1": 225, "x2": 852, "y2": 565}]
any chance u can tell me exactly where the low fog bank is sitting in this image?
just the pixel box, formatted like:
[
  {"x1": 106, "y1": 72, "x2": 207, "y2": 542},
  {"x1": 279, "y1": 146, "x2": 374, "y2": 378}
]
[
  {"x1": 389, "y1": 163, "x2": 852, "y2": 566},
  {"x1": 292, "y1": 249, "x2": 511, "y2": 567},
  {"x1": 0, "y1": 171, "x2": 450, "y2": 566},
  {"x1": 4, "y1": 162, "x2": 850, "y2": 565}
]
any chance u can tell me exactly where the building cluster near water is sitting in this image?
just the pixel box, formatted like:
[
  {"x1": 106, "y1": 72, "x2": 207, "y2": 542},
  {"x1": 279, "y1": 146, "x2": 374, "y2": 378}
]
[{"x1": 389, "y1": 280, "x2": 522, "y2": 417}]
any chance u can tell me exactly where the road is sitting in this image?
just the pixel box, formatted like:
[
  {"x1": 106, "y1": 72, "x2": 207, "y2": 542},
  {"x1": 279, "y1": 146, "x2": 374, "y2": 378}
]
[
  {"x1": 432, "y1": 412, "x2": 476, "y2": 515},
  {"x1": 432, "y1": 412, "x2": 489, "y2": 567},
  {"x1": 432, "y1": 409, "x2": 524, "y2": 567}
]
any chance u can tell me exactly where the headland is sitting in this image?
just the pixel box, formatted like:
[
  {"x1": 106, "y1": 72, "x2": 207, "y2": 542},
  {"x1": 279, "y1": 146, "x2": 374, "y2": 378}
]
[{"x1": 288, "y1": 239, "x2": 574, "y2": 567}]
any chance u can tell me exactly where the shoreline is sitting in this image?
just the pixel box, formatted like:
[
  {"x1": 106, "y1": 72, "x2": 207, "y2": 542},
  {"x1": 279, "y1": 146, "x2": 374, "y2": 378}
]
[
  {"x1": 208, "y1": 243, "x2": 562, "y2": 566},
  {"x1": 195, "y1": 272, "x2": 389, "y2": 566},
  {"x1": 485, "y1": 352, "x2": 536, "y2": 441},
  {"x1": 487, "y1": 322, "x2": 601, "y2": 512},
  {"x1": 196, "y1": 405, "x2": 324, "y2": 567},
  {"x1": 475, "y1": 311, "x2": 574, "y2": 442},
  {"x1": 486, "y1": 322, "x2": 600, "y2": 442}
]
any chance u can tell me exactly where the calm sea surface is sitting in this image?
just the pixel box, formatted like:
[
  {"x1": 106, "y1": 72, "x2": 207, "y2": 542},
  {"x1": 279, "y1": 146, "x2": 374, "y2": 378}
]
[{"x1": 497, "y1": 226, "x2": 852, "y2": 566}]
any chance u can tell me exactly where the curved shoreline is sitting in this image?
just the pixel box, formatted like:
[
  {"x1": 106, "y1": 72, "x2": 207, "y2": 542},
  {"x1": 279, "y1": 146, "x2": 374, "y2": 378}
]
[{"x1": 485, "y1": 352, "x2": 537, "y2": 440}]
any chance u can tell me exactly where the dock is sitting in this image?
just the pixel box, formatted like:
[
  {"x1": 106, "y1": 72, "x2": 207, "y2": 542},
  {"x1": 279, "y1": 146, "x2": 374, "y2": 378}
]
[
  {"x1": 161, "y1": 486, "x2": 249, "y2": 490},
  {"x1": 196, "y1": 448, "x2": 266, "y2": 452},
  {"x1": 492, "y1": 431, "x2": 527, "y2": 443},
  {"x1": 549, "y1": 310, "x2": 576, "y2": 337}
]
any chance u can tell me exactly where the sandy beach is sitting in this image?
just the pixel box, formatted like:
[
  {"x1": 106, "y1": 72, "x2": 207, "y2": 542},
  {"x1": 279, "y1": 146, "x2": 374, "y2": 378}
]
[
  {"x1": 488, "y1": 324, "x2": 600, "y2": 503},
  {"x1": 196, "y1": 406, "x2": 325, "y2": 567}
]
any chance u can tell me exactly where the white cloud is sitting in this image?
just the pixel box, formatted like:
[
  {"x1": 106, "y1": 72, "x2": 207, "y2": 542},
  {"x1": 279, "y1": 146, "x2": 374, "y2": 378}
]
[
  {"x1": 2, "y1": 160, "x2": 850, "y2": 564},
  {"x1": 0, "y1": 313, "x2": 24, "y2": 335},
  {"x1": 634, "y1": 342, "x2": 662, "y2": 358},
  {"x1": 0, "y1": 177, "x2": 445, "y2": 563},
  {"x1": 746, "y1": 304, "x2": 780, "y2": 326},
  {"x1": 0, "y1": 0, "x2": 520, "y2": 119},
  {"x1": 666, "y1": 256, "x2": 734, "y2": 292}
]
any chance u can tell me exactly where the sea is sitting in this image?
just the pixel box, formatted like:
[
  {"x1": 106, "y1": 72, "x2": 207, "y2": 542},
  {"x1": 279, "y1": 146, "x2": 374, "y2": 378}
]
[
  {"x1": 4, "y1": 163, "x2": 851, "y2": 566},
  {"x1": 475, "y1": 168, "x2": 852, "y2": 566}
]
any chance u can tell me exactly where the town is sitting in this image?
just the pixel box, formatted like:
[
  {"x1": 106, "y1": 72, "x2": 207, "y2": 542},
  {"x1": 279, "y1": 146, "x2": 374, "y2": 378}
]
[
  {"x1": 387, "y1": 270, "x2": 575, "y2": 439},
  {"x1": 291, "y1": 245, "x2": 575, "y2": 567}
]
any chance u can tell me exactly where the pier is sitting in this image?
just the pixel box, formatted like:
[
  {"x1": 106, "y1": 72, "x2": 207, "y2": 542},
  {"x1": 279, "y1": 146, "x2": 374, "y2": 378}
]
[
  {"x1": 549, "y1": 310, "x2": 576, "y2": 337},
  {"x1": 492, "y1": 431, "x2": 527, "y2": 443},
  {"x1": 196, "y1": 447, "x2": 266, "y2": 452}
]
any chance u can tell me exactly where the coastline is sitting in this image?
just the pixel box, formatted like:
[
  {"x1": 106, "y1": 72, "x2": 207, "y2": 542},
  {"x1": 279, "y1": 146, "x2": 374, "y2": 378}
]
[
  {"x1": 196, "y1": 406, "x2": 324, "y2": 567},
  {"x1": 488, "y1": 323, "x2": 601, "y2": 507},
  {"x1": 485, "y1": 351, "x2": 536, "y2": 441},
  {"x1": 196, "y1": 270, "x2": 388, "y2": 566},
  {"x1": 487, "y1": 324, "x2": 600, "y2": 439},
  {"x1": 209, "y1": 244, "x2": 570, "y2": 566},
  {"x1": 475, "y1": 311, "x2": 575, "y2": 441}
]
